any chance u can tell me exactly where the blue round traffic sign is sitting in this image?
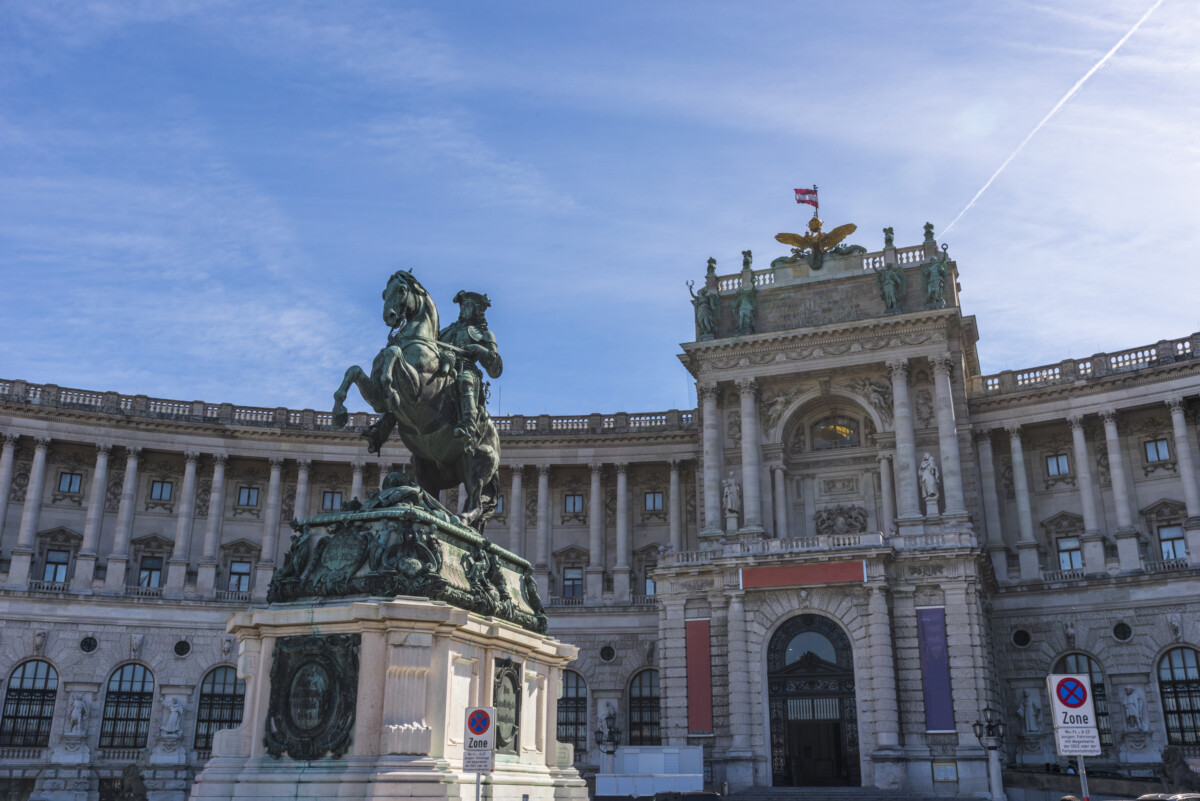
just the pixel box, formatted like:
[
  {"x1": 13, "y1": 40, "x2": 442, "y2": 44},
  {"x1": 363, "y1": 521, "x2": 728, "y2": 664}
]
[
  {"x1": 1056, "y1": 677, "x2": 1087, "y2": 709},
  {"x1": 468, "y1": 709, "x2": 491, "y2": 735}
]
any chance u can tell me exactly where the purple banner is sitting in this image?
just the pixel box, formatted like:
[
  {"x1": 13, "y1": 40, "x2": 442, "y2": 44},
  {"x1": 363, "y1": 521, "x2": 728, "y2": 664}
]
[{"x1": 917, "y1": 607, "x2": 955, "y2": 731}]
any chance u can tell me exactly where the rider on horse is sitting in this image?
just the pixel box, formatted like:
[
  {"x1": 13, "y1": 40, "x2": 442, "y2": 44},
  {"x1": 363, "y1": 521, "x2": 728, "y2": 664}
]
[{"x1": 439, "y1": 291, "x2": 503, "y2": 442}]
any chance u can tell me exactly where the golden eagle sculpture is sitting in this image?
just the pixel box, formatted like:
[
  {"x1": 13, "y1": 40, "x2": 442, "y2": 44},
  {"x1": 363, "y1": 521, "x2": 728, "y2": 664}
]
[{"x1": 773, "y1": 216, "x2": 860, "y2": 271}]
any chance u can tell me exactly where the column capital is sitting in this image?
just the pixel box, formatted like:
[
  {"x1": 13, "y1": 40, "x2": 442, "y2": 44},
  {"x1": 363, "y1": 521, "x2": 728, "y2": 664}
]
[
  {"x1": 587, "y1": 462, "x2": 603, "y2": 475},
  {"x1": 971, "y1": 426, "x2": 993, "y2": 443},
  {"x1": 736, "y1": 378, "x2": 758, "y2": 396},
  {"x1": 1067, "y1": 414, "x2": 1086, "y2": 430},
  {"x1": 184, "y1": 451, "x2": 201, "y2": 464},
  {"x1": 95, "y1": 443, "x2": 113, "y2": 457},
  {"x1": 295, "y1": 458, "x2": 311, "y2": 471},
  {"x1": 697, "y1": 384, "x2": 719, "y2": 403},
  {"x1": 509, "y1": 463, "x2": 526, "y2": 475},
  {"x1": 1004, "y1": 423, "x2": 1022, "y2": 439},
  {"x1": 126, "y1": 446, "x2": 143, "y2": 460},
  {"x1": 1, "y1": 433, "x2": 18, "y2": 447},
  {"x1": 212, "y1": 453, "x2": 229, "y2": 467},
  {"x1": 668, "y1": 459, "x2": 682, "y2": 471},
  {"x1": 268, "y1": 457, "x2": 285, "y2": 469},
  {"x1": 351, "y1": 460, "x2": 366, "y2": 471},
  {"x1": 33, "y1": 436, "x2": 51, "y2": 449},
  {"x1": 1166, "y1": 397, "x2": 1186, "y2": 414},
  {"x1": 1100, "y1": 409, "x2": 1119, "y2": 426},
  {"x1": 885, "y1": 359, "x2": 909, "y2": 380},
  {"x1": 615, "y1": 462, "x2": 629, "y2": 475},
  {"x1": 928, "y1": 353, "x2": 954, "y2": 377},
  {"x1": 877, "y1": 451, "x2": 895, "y2": 464},
  {"x1": 536, "y1": 463, "x2": 552, "y2": 477}
]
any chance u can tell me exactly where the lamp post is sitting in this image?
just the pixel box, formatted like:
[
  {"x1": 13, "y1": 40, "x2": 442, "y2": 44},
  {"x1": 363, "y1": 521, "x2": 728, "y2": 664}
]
[
  {"x1": 594, "y1": 709, "x2": 622, "y2": 775},
  {"x1": 973, "y1": 706, "x2": 1007, "y2": 801}
]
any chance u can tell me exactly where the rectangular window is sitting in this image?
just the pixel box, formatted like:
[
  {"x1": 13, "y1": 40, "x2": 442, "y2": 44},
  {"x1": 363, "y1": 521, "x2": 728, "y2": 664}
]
[
  {"x1": 564, "y1": 494, "x2": 584, "y2": 514},
  {"x1": 227, "y1": 560, "x2": 252, "y2": 592},
  {"x1": 644, "y1": 576, "x2": 656, "y2": 596},
  {"x1": 1160, "y1": 525, "x2": 1187, "y2": 560},
  {"x1": 1046, "y1": 454, "x2": 1070, "y2": 477},
  {"x1": 322, "y1": 491, "x2": 342, "y2": 511},
  {"x1": 644, "y1": 491, "x2": 664, "y2": 512},
  {"x1": 237, "y1": 487, "x2": 259, "y2": 507},
  {"x1": 562, "y1": 567, "x2": 583, "y2": 598},
  {"x1": 42, "y1": 550, "x2": 70, "y2": 583},
  {"x1": 138, "y1": 556, "x2": 163, "y2": 588},
  {"x1": 1057, "y1": 537, "x2": 1083, "y2": 570},
  {"x1": 57, "y1": 472, "x2": 82, "y2": 494},
  {"x1": 150, "y1": 480, "x2": 173, "y2": 501},
  {"x1": 496, "y1": 494, "x2": 505, "y2": 515},
  {"x1": 1146, "y1": 439, "x2": 1171, "y2": 462}
]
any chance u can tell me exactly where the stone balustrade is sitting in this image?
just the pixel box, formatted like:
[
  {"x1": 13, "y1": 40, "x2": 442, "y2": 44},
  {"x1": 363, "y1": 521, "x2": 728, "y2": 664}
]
[
  {"x1": 974, "y1": 334, "x2": 1198, "y2": 397},
  {"x1": 0, "y1": 379, "x2": 696, "y2": 436}
]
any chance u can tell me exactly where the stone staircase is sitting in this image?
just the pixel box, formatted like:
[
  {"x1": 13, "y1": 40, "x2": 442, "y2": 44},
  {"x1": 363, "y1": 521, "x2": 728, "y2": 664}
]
[{"x1": 724, "y1": 787, "x2": 979, "y2": 801}]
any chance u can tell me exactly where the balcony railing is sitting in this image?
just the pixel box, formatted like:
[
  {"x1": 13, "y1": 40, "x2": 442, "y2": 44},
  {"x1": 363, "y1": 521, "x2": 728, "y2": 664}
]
[
  {"x1": 549, "y1": 595, "x2": 585, "y2": 606},
  {"x1": 1041, "y1": 567, "x2": 1086, "y2": 583},
  {"x1": 1145, "y1": 557, "x2": 1190, "y2": 574},
  {"x1": 98, "y1": 748, "x2": 145, "y2": 762},
  {"x1": 126, "y1": 585, "x2": 164, "y2": 598},
  {"x1": 26, "y1": 579, "x2": 68, "y2": 593},
  {"x1": 214, "y1": 589, "x2": 252, "y2": 602},
  {"x1": 0, "y1": 747, "x2": 45, "y2": 760}
]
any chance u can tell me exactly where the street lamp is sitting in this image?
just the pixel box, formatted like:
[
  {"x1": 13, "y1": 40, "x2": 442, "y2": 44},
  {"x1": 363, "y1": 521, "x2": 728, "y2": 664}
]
[
  {"x1": 973, "y1": 707, "x2": 1007, "y2": 801},
  {"x1": 595, "y1": 710, "x2": 621, "y2": 773}
]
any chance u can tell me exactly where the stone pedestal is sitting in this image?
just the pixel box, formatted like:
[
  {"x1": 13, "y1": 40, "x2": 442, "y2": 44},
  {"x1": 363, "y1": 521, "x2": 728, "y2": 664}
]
[{"x1": 190, "y1": 598, "x2": 587, "y2": 801}]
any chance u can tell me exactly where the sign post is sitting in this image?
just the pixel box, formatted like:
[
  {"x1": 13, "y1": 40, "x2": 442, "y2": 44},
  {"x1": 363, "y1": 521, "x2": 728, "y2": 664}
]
[
  {"x1": 464, "y1": 707, "x2": 495, "y2": 801},
  {"x1": 1047, "y1": 675, "x2": 1102, "y2": 801}
]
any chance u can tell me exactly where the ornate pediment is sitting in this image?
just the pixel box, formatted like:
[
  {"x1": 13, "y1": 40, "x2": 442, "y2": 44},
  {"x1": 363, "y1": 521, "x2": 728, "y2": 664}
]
[
  {"x1": 552, "y1": 545, "x2": 589, "y2": 565},
  {"x1": 1040, "y1": 511, "x2": 1085, "y2": 537},
  {"x1": 130, "y1": 533, "x2": 174, "y2": 553},
  {"x1": 220, "y1": 538, "x2": 262, "y2": 559},
  {"x1": 1140, "y1": 498, "x2": 1187, "y2": 523},
  {"x1": 36, "y1": 526, "x2": 83, "y2": 547}
]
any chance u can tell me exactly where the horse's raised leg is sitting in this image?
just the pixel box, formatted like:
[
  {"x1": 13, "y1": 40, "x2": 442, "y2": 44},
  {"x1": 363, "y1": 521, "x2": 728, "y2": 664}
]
[{"x1": 333, "y1": 365, "x2": 388, "y2": 429}]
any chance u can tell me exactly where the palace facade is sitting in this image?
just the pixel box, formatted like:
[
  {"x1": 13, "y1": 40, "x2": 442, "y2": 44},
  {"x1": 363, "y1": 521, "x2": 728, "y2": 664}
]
[{"x1": 1, "y1": 225, "x2": 1199, "y2": 801}]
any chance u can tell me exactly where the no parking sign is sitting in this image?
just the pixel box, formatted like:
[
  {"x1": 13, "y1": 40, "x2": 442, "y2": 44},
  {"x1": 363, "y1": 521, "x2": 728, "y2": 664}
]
[
  {"x1": 1046, "y1": 674, "x2": 1101, "y2": 756},
  {"x1": 464, "y1": 707, "x2": 495, "y2": 773}
]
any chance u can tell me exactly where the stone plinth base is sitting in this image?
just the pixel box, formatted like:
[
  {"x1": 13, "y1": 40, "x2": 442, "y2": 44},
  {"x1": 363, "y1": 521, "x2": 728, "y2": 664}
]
[{"x1": 190, "y1": 597, "x2": 587, "y2": 801}]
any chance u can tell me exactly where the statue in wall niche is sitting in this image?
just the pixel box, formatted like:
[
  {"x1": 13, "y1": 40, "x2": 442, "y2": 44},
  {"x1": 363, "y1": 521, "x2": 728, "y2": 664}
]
[
  {"x1": 1017, "y1": 688, "x2": 1043, "y2": 734},
  {"x1": 722, "y1": 472, "x2": 742, "y2": 515},
  {"x1": 734, "y1": 281, "x2": 757, "y2": 335},
  {"x1": 921, "y1": 245, "x2": 949, "y2": 310},
  {"x1": 919, "y1": 453, "x2": 941, "y2": 504},
  {"x1": 332, "y1": 271, "x2": 503, "y2": 532},
  {"x1": 65, "y1": 693, "x2": 89, "y2": 736},
  {"x1": 161, "y1": 697, "x2": 184, "y2": 738},
  {"x1": 873, "y1": 263, "x2": 906, "y2": 314},
  {"x1": 687, "y1": 280, "x2": 719, "y2": 339},
  {"x1": 1122, "y1": 687, "x2": 1148, "y2": 733}
]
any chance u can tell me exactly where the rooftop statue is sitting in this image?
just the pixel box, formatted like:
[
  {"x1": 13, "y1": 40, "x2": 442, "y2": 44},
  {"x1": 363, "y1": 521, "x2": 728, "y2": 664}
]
[
  {"x1": 687, "y1": 279, "x2": 719, "y2": 339},
  {"x1": 332, "y1": 271, "x2": 502, "y2": 533},
  {"x1": 921, "y1": 245, "x2": 950, "y2": 310},
  {"x1": 773, "y1": 215, "x2": 860, "y2": 271}
]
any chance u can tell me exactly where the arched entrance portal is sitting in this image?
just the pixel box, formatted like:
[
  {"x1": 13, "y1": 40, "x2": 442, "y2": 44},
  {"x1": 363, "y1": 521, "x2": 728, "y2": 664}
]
[{"x1": 767, "y1": 614, "x2": 859, "y2": 786}]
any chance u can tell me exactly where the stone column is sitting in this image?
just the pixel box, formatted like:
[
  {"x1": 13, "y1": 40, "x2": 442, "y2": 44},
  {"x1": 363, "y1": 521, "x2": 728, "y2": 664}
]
[
  {"x1": 737, "y1": 379, "x2": 764, "y2": 533},
  {"x1": 886, "y1": 360, "x2": 921, "y2": 520},
  {"x1": 772, "y1": 465, "x2": 788, "y2": 538},
  {"x1": 104, "y1": 447, "x2": 141, "y2": 592},
  {"x1": 1167, "y1": 398, "x2": 1200, "y2": 565},
  {"x1": 71, "y1": 443, "x2": 112, "y2": 591},
  {"x1": 165, "y1": 451, "x2": 200, "y2": 596},
  {"x1": 1067, "y1": 415, "x2": 1105, "y2": 574},
  {"x1": 699, "y1": 385, "x2": 722, "y2": 534},
  {"x1": 7, "y1": 437, "x2": 50, "y2": 588},
  {"x1": 533, "y1": 464, "x2": 551, "y2": 598},
  {"x1": 974, "y1": 430, "x2": 1008, "y2": 580},
  {"x1": 196, "y1": 455, "x2": 228, "y2": 597},
  {"x1": 1008, "y1": 425, "x2": 1040, "y2": 580},
  {"x1": 0, "y1": 434, "x2": 16, "y2": 550},
  {"x1": 613, "y1": 463, "x2": 631, "y2": 601},
  {"x1": 801, "y1": 475, "x2": 817, "y2": 538},
  {"x1": 350, "y1": 461, "x2": 365, "y2": 502},
  {"x1": 668, "y1": 460, "x2": 683, "y2": 552},
  {"x1": 877, "y1": 454, "x2": 895, "y2": 536},
  {"x1": 293, "y1": 459, "x2": 311, "y2": 524},
  {"x1": 586, "y1": 463, "x2": 605, "y2": 601},
  {"x1": 929, "y1": 354, "x2": 967, "y2": 517},
  {"x1": 868, "y1": 586, "x2": 904, "y2": 787},
  {"x1": 1101, "y1": 410, "x2": 1143, "y2": 572},
  {"x1": 508, "y1": 465, "x2": 525, "y2": 555},
  {"x1": 724, "y1": 592, "x2": 755, "y2": 789},
  {"x1": 253, "y1": 457, "x2": 284, "y2": 600}
]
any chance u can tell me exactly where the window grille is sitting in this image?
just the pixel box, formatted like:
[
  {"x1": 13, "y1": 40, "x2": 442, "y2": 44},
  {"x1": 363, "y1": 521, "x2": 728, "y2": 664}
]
[
  {"x1": 628, "y1": 669, "x2": 661, "y2": 745},
  {"x1": 194, "y1": 666, "x2": 245, "y2": 750},
  {"x1": 556, "y1": 670, "x2": 587, "y2": 758},
  {"x1": 1159, "y1": 647, "x2": 1200, "y2": 745},
  {"x1": 99, "y1": 664, "x2": 154, "y2": 749},
  {"x1": 0, "y1": 660, "x2": 58, "y2": 747}
]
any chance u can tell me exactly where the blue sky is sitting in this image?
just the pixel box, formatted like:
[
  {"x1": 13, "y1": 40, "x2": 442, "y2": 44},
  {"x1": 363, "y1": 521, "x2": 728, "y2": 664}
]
[{"x1": 1, "y1": 1, "x2": 1197, "y2": 415}]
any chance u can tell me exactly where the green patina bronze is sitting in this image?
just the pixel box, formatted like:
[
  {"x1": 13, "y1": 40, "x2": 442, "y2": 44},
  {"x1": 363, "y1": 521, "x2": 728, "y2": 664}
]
[
  {"x1": 921, "y1": 245, "x2": 950, "y2": 310},
  {"x1": 873, "y1": 262, "x2": 906, "y2": 314}
]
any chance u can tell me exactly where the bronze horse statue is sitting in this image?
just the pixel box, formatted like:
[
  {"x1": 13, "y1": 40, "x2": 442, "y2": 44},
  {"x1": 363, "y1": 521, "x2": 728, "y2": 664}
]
[{"x1": 332, "y1": 271, "x2": 501, "y2": 532}]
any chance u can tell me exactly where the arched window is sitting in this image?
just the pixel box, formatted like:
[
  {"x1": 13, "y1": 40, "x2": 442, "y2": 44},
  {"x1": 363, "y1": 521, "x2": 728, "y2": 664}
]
[
  {"x1": 1159, "y1": 647, "x2": 1200, "y2": 745},
  {"x1": 99, "y1": 664, "x2": 154, "y2": 749},
  {"x1": 194, "y1": 666, "x2": 246, "y2": 751},
  {"x1": 1055, "y1": 653, "x2": 1112, "y2": 746},
  {"x1": 811, "y1": 416, "x2": 859, "y2": 451},
  {"x1": 628, "y1": 669, "x2": 660, "y2": 746},
  {"x1": 557, "y1": 670, "x2": 587, "y2": 758},
  {"x1": 0, "y1": 660, "x2": 58, "y2": 747}
]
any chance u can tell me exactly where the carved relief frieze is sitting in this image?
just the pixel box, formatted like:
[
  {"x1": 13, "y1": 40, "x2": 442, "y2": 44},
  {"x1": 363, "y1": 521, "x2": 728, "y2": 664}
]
[
  {"x1": 914, "y1": 389, "x2": 934, "y2": 428},
  {"x1": 846, "y1": 376, "x2": 893, "y2": 426},
  {"x1": 726, "y1": 410, "x2": 741, "y2": 446},
  {"x1": 814, "y1": 505, "x2": 867, "y2": 535},
  {"x1": 9, "y1": 463, "x2": 30, "y2": 503},
  {"x1": 819, "y1": 476, "x2": 857, "y2": 496}
]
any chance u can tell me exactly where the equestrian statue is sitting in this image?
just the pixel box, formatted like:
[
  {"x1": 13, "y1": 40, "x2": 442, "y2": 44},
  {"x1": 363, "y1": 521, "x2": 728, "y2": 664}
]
[{"x1": 332, "y1": 271, "x2": 503, "y2": 533}]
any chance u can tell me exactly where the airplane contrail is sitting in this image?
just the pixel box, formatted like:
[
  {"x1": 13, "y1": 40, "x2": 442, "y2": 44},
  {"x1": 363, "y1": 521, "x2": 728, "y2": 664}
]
[{"x1": 942, "y1": 0, "x2": 1164, "y2": 236}]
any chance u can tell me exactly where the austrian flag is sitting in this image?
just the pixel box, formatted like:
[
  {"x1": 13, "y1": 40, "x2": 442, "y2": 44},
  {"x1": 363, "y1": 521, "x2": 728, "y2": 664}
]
[{"x1": 794, "y1": 187, "x2": 818, "y2": 208}]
